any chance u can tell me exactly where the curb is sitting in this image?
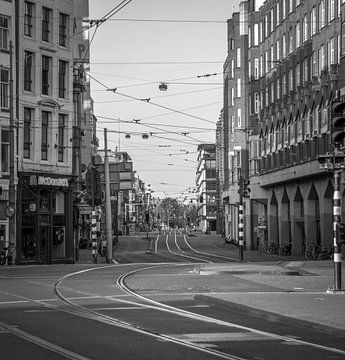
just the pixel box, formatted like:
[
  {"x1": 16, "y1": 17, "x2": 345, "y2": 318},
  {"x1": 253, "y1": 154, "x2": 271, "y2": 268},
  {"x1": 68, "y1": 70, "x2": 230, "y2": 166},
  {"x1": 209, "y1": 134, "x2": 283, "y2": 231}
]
[{"x1": 194, "y1": 294, "x2": 345, "y2": 334}]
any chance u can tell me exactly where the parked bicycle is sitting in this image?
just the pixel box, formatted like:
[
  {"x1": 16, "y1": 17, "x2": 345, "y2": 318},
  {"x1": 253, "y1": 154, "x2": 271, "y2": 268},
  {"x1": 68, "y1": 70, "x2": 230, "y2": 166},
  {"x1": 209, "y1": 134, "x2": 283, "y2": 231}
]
[
  {"x1": 225, "y1": 235, "x2": 239, "y2": 247},
  {"x1": 263, "y1": 242, "x2": 279, "y2": 254},
  {"x1": 305, "y1": 243, "x2": 321, "y2": 260},
  {"x1": 281, "y1": 244, "x2": 291, "y2": 256}
]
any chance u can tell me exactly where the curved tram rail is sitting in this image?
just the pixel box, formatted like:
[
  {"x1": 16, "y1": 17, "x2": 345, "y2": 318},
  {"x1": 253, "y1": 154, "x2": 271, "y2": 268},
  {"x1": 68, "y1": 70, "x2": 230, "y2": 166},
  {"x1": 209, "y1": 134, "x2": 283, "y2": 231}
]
[{"x1": 54, "y1": 264, "x2": 345, "y2": 360}]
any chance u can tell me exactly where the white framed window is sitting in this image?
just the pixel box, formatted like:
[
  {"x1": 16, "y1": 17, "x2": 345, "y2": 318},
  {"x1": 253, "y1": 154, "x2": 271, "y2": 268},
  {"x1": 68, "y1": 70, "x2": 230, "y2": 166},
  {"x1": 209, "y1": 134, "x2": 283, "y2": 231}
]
[
  {"x1": 253, "y1": 23, "x2": 259, "y2": 45},
  {"x1": 296, "y1": 22, "x2": 300, "y2": 48},
  {"x1": 289, "y1": 31, "x2": 294, "y2": 54},
  {"x1": 270, "y1": 8, "x2": 274, "y2": 33},
  {"x1": 303, "y1": 14, "x2": 308, "y2": 43},
  {"x1": 328, "y1": 37, "x2": 335, "y2": 67},
  {"x1": 0, "y1": 68, "x2": 9, "y2": 110},
  {"x1": 319, "y1": 45, "x2": 326, "y2": 73},
  {"x1": 329, "y1": 0, "x2": 335, "y2": 22},
  {"x1": 319, "y1": 0, "x2": 326, "y2": 29},
  {"x1": 276, "y1": 2, "x2": 280, "y2": 26},
  {"x1": 282, "y1": 0, "x2": 286, "y2": 20},
  {"x1": 276, "y1": 78, "x2": 280, "y2": 99},
  {"x1": 282, "y1": 34, "x2": 286, "y2": 58},
  {"x1": 276, "y1": 41, "x2": 280, "y2": 61},
  {"x1": 236, "y1": 48, "x2": 241, "y2": 68},
  {"x1": 0, "y1": 15, "x2": 9, "y2": 51},
  {"x1": 265, "y1": 50, "x2": 268, "y2": 73},
  {"x1": 230, "y1": 59, "x2": 234, "y2": 78},
  {"x1": 289, "y1": 0, "x2": 293, "y2": 13},
  {"x1": 312, "y1": 51, "x2": 318, "y2": 76},
  {"x1": 237, "y1": 78, "x2": 241, "y2": 97},
  {"x1": 271, "y1": 82, "x2": 275, "y2": 103},
  {"x1": 311, "y1": 7, "x2": 317, "y2": 36},
  {"x1": 24, "y1": 2, "x2": 34, "y2": 37},
  {"x1": 289, "y1": 69, "x2": 293, "y2": 91}
]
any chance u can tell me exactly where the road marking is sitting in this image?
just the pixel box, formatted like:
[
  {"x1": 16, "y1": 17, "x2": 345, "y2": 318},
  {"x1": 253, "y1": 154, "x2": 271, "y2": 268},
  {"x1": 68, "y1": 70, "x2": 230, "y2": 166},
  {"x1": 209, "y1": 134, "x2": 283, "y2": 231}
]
[
  {"x1": 173, "y1": 332, "x2": 273, "y2": 342},
  {"x1": 0, "y1": 320, "x2": 92, "y2": 360}
]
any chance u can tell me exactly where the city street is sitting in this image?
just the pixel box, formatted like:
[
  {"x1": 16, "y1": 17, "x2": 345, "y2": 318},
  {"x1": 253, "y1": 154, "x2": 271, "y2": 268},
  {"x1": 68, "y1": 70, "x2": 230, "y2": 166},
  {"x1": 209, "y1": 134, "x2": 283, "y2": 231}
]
[{"x1": 1, "y1": 234, "x2": 344, "y2": 360}]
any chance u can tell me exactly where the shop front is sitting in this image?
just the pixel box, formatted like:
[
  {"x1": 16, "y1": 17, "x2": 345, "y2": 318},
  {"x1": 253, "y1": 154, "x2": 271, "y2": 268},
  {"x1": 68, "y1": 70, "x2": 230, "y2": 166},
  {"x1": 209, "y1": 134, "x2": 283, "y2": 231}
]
[{"x1": 17, "y1": 173, "x2": 74, "y2": 265}]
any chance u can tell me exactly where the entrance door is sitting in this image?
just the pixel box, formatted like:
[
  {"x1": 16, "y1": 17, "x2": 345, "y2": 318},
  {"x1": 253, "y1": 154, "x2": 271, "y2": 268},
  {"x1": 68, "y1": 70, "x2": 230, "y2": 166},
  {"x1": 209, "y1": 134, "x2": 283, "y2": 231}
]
[{"x1": 40, "y1": 225, "x2": 51, "y2": 264}]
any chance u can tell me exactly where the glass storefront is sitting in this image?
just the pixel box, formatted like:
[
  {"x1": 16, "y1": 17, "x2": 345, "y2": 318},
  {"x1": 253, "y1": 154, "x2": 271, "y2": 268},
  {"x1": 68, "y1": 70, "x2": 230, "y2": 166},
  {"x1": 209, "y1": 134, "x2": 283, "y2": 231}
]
[{"x1": 18, "y1": 174, "x2": 74, "y2": 264}]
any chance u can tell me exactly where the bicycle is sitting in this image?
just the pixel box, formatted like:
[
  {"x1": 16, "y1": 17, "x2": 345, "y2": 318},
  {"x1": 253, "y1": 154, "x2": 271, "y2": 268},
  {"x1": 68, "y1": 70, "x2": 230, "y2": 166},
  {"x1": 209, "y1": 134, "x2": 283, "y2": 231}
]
[
  {"x1": 305, "y1": 244, "x2": 321, "y2": 260},
  {"x1": 281, "y1": 244, "x2": 291, "y2": 256}
]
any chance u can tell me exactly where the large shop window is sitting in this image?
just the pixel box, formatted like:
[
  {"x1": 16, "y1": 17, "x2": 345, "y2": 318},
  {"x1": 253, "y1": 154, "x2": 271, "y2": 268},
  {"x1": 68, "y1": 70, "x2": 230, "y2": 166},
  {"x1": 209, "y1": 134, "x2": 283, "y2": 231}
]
[{"x1": 1, "y1": 129, "x2": 9, "y2": 173}]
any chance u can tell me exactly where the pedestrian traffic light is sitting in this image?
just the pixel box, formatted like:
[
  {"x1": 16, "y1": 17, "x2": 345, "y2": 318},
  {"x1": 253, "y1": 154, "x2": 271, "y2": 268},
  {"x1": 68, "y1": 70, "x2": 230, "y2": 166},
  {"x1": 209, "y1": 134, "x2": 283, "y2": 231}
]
[
  {"x1": 331, "y1": 101, "x2": 345, "y2": 145},
  {"x1": 339, "y1": 223, "x2": 345, "y2": 244}
]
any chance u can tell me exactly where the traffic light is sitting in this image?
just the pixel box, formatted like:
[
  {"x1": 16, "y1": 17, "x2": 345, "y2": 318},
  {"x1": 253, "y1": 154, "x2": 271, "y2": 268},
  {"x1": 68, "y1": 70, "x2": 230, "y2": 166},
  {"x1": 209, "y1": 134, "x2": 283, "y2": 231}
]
[
  {"x1": 85, "y1": 167, "x2": 102, "y2": 206},
  {"x1": 339, "y1": 223, "x2": 345, "y2": 245},
  {"x1": 331, "y1": 101, "x2": 345, "y2": 145}
]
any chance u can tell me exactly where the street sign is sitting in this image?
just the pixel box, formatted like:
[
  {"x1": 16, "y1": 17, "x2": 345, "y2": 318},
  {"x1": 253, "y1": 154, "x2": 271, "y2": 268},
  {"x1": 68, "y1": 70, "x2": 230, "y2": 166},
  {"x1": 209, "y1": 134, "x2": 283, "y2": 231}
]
[{"x1": 79, "y1": 205, "x2": 93, "y2": 215}]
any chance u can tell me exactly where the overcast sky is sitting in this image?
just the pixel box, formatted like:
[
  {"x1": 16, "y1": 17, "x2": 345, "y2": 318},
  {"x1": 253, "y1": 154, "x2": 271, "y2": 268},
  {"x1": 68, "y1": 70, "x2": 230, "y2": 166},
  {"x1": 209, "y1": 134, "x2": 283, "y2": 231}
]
[{"x1": 88, "y1": 0, "x2": 240, "y2": 200}]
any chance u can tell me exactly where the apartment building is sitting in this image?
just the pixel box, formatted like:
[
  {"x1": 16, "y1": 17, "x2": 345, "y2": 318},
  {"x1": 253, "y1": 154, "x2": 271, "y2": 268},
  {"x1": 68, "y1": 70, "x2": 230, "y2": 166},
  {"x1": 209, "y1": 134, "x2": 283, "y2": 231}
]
[
  {"x1": 0, "y1": 0, "x2": 15, "y2": 261},
  {"x1": 222, "y1": 0, "x2": 345, "y2": 256},
  {"x1": 11, "y1": 0, "x2": 91, "y2": 264},
  {"x1": 196, "y1": 144, "x2": 217, "y2": 232}
]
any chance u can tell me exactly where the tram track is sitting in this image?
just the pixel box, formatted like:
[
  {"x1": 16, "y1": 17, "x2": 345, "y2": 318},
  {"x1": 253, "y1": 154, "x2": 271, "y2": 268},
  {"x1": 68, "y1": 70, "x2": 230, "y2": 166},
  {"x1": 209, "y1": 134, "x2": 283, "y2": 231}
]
[{"x1": 52, "y1": 264, "x2": 345, "y2": 360}]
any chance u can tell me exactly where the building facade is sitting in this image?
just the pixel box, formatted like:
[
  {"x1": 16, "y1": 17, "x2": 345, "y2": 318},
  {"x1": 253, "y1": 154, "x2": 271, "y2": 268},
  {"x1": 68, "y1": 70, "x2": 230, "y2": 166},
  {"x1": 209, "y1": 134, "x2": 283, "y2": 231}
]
[
  {"x1": 222, "y1": 0, "x2": 345, "y2": 256},
  {"x1": 11, "y1": 0, "x2": 90, "y2": 264},
  {"x1": 196, "y1": 144, "x2": 217, "y2": 232}
]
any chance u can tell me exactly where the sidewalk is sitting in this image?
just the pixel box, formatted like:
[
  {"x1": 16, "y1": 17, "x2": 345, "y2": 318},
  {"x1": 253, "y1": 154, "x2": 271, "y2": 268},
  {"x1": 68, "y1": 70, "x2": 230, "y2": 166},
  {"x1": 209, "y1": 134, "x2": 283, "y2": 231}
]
[{"x1": 125, "y1": 261, "x2": 345, "y2": 332}]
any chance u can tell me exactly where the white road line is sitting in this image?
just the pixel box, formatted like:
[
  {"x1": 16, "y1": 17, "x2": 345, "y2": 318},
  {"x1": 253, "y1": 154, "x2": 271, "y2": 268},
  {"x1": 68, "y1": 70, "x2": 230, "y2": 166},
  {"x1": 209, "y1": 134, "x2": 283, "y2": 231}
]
[
  {"x1": 175, "y1": 233, "x2": 185, "y2": 253},
  {"x1": 0, "y1": 320, "x2": 92, "y2": 360}
]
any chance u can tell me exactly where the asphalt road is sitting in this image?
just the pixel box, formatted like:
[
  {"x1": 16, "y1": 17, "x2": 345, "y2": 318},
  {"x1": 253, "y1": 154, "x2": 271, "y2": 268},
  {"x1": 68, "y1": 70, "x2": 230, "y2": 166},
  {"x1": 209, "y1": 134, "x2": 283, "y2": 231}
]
[{"x1": 0, "y1": 233, "x2": 344, "y2": 360}]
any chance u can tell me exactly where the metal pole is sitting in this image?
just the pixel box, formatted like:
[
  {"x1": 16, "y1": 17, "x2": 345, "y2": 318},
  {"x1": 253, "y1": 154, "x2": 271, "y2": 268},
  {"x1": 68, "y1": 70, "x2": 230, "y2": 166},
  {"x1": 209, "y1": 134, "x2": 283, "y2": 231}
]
[
  {"x1": 91, "y1": 210, "x2": 97, "y2": 263},
  {"x1": 8, "y1": 41, "x2": 15, "y2": 266},
  {"x1": 333, "y1": 170, "x2": 342, "y2": 290},
  {"x1": 104, "y1": 129, "x2": 113, "y2": 263},
  {"x1": 238, "y1": 176, "x2": 244, "y2": 262}
]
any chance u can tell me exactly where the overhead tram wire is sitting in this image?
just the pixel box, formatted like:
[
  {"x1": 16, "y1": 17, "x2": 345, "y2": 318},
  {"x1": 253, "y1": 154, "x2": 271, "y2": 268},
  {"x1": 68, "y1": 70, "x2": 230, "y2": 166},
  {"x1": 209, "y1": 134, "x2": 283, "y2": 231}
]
[{"x1": 88, "y1": 73, "x2": 216, "y2": 125}]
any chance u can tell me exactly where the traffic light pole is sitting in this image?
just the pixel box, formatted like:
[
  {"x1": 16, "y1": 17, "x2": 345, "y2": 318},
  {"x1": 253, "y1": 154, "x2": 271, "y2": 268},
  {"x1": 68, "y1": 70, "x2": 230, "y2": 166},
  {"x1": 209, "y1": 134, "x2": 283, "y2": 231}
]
[
  {"x1": 104, "y1": 129, "x2": 113, "y2": 263},
  {"x1": 333, "y1": 170, "x2": 342, "y2": 291},
  {"x1": 238, "y1": 176, "x2": 244, "y2": 262}
]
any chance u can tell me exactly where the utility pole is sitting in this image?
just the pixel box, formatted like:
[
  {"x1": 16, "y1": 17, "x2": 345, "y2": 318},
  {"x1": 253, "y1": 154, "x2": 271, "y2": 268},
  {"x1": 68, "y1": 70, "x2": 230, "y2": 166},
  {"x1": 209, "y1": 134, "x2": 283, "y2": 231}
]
[
  {"x1": 7, "y1": 41, "x2": 15, "y2": 266},
  {"x1": 333, "y1": 169, "x2": 342, "y2": 290},
  {"x1": 104, "y1": 129, "x2": 113, "y2": 263},
  {"x1": 238, "y1": 176, "x2": 244, "y2": 262}
]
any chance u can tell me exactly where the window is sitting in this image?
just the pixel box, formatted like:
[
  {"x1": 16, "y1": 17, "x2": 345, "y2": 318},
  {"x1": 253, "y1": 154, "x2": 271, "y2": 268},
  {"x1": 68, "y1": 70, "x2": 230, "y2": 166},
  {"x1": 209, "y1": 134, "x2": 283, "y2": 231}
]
[
  {"x1": 312, "y1": 51, "x2": 318, "y2": 76},
  {"x1": 230, "y1": 59, "x2": 234, "y2": 78},
  {"x1": 282, "y1": 34, "x2": 286, "y2": 58},
  {"x1": 270, "y1": 45, "x2": 274, "y2": 69},
  {"x1": 237, "y1": 78, "x2": 241, "y2": 97},
  {"x1": 254, "y1": 93, "x2": 260, "y2": 113},
  {"x1": 265, "y1": 50, "x2": 268, "y2": 73},
  {"x1": 42, "y1": 55, "x2": 51, "y2": 95},
  {"x1": 289, "y1": 69, "x2": 293, "y2": 91},
  {"x1": 276, "y1": 78, "x2": 280, "y2": 99},
  {"x1": 0, "y1": 16, "x2": 9, "y2": 51},
  {"x1": 24, "y1": 51, "x2": 34, "y2": 92},
  {"x1": 329, "y1": 0, "x2": 335, "y2": 22},
  {"x1": 282, "y1": 0, "x2": 286, "y2": 20},
  {"x1": 319, "y1": 0, "x2": 326, "y2": 29},
  {"x1": 276, "y1": 2, "x2": 280, "y2": 26},
  {"x1": 24, "y1": 2, "x2": 34, "y2": 37},
  {"x1": 270, "y1": 8, "x2": 274, "y2": 32},
  {"x1": 311, "y1": 7, "x2": 317, "y2": 36},
  {"x1": 276, "y1": 41, "x2": 280, "y2": 61},
  {"x1": 42, "y1": 7, "x2": 52, "y2": 42},
  {"x1": 41, "y1": 111, "x2": 50, "y2": 160},
  {"x1": 237, "y1": 108, "x2": 241, "y2": 128},
  {"x1": 0, "y1": 68, "x2": 9, "y2": 110},
  {"x1": 254, "y1": 58, "x2": 259, "y2": 79},
  {"x1": 271, "y1": 82, "x2": 275, "y2": 103},
  {"x1": 303, "y1": 58, "x2": 309, "y2": 83},
  {"x1": 319, "y1": 45, "x2": 326, "y2": 73},
  {"x1": 253, "y1": 23, "x2": 259, "y2": 45},
  {"x1": 282, "y1": 73, "x2": 287, "y2": 96},
  {"x1": 236, "y1": 48, "x2": 241, "y2": 68},
  {"x1": 58, "y1": 114, "x2": 66, "y2": 162},
  {"x1": 295, "y1": 63, "x2": 300, "y2": 87},
  {"x1": 303, "y1": 14, "x2": 308, "y2": 43},
  {"x1": 24, "y1": 107, "x2": 33, "y2": 159},
  {"x1": 296, "y1": 22, "x2": 300, "y2": 48},
  {"x1": 58, "y1": 60, "x2": 68, "y2": 98},
  {"x1": 289, "y1": 0, "x2": 293, "y2": 13},
  {"x1": 1, "y1": 129, "x2": 9, "y2": 173},
  {"x1": 59, "y1": 13, "x2": 68, "y2": 47},
  {"x1": 328, "y1": 37, "x2": 335, "y2": 66}
]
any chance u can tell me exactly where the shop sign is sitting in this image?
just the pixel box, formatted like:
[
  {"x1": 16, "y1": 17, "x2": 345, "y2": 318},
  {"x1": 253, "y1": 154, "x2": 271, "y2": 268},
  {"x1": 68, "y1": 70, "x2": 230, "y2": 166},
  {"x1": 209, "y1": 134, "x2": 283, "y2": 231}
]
[{"x1": 30, "y1": 176, "x2": 69, "y2": 187}]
